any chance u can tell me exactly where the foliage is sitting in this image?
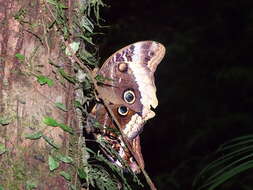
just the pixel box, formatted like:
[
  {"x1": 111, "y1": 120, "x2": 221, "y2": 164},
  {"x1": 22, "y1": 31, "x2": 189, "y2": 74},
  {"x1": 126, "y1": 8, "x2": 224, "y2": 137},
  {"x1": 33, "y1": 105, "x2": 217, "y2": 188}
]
[
  {"x1": 25, "y1": 180, "x2": 38, "y2": 190},
  {"x1": 60, "y1": 171, "x2": 71, "y2": 181},
  {"x1": 36, "y1": 75, "x2": 54, "y2": 86},
  {"x1": 44, "y1": 0, "x2": 144, "y2": 189},
  {"x1": 55, "y1": 102, "x2": 68, "y2": 112},
  {"x1": 48, "y1": 155, "x2": 60, "y2": 171},
  {"x1": 85, "y1": 145, "x2": 143, "y2": 190},
  {"x1": 24, "y1": 131, "x2": 43, "y2": 140},
  {"x1": 0, "y1": 116, "x2": 12, "y2": 126},
  {"x1": 0, "y1": 144, "x2": 6, "y2": 155},
  {"x1": 194, "y1": 135, "x2": 253, "y2": 190},
  {"x1": 15, "y1": 53, "x2": 25, "y2": 61},
  {"x1": 43, "y1": 116, "x2": 73, "y2": 134}
]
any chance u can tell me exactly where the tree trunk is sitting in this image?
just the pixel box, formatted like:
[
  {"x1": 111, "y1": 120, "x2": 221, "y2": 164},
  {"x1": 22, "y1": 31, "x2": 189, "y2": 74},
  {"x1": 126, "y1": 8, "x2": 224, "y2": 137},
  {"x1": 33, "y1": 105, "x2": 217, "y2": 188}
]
[{"x1": 0, "y1": 0, "x2": 83, "y2": 189}]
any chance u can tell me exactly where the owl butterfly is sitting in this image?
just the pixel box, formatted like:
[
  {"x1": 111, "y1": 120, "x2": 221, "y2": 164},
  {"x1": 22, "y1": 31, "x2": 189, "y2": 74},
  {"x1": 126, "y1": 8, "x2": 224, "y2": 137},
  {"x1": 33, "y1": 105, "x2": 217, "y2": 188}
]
[{"x1": 91, "y1": 41, "x2": 165, "y2": 173}]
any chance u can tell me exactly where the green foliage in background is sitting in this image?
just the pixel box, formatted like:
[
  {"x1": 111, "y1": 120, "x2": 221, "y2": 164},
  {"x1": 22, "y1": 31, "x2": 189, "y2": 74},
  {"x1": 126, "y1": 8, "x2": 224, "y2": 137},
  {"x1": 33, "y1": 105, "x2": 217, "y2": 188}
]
[{"x1": 194, "y1": 135, "x2": 253, "y2": 190}]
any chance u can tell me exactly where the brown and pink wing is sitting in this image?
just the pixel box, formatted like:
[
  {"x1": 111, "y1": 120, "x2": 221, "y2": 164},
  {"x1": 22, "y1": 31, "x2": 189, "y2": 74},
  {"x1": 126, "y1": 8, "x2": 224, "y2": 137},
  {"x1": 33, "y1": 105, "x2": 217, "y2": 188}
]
[
  {"x1": 97, "y1": 41, "x2": 166, "y2": 139},
  {"x1": 92, "y1": 41, "x2": 165, "y2": 173}
]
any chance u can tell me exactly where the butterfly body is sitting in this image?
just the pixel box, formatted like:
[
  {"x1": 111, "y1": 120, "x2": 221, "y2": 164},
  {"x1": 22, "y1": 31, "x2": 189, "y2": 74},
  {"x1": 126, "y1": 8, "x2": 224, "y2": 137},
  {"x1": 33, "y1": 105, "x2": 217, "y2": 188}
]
[{"x1": 92, "y1": 41, "x2": 165, "y2": 172}]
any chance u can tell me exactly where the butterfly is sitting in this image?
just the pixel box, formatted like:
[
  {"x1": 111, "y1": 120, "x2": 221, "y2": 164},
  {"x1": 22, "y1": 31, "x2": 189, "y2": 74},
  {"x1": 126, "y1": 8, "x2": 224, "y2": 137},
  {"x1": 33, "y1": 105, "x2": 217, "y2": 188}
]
[{"x1": 91, "y1": 41, "x2": 165, "y2": 173}]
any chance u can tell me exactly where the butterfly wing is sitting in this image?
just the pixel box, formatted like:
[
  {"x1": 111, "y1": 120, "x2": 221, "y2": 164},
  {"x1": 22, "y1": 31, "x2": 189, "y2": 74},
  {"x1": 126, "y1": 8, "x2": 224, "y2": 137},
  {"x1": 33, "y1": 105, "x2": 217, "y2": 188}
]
[
  {"x1": 97, "y1": 41, "x2": 165, "y2": 139},
  {"x1": 91, "y1": 103, "x2": 144, "y2": 173},
  {"x1": 92, "y1": 41, "x2": 165, "y2": 173}
]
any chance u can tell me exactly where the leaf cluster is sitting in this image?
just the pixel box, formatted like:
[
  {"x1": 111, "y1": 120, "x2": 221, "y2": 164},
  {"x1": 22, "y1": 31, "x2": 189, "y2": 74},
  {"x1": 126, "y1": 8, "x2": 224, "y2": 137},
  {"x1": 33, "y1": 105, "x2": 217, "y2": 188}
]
[
  {"x1": 194, "y1": 135, "x2": 253, "y2": 190},
  {"x1": 42, "y1": 1, "x2": 144, "y2": 189}
]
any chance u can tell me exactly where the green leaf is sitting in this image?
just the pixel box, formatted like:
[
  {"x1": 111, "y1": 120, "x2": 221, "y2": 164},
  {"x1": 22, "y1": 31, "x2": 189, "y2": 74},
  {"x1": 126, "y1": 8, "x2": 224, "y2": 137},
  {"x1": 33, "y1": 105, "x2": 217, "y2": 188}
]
[
  {"x1": 57, "y1": 154, "x2": 73, "y2": 163},
  {"x1": 60, "y1": 171, "x2": 71, "y2": 181},
  {"x1": 58, "y1": 68, "x2": 77, "y2": 84},
  {"x1": 37, "y1": 75, "x2": 54, "y2": 87},
  {"x1": 73, "y1": 100, "x2": 82, "y2": 108},
  {"x1": 0, "y1": 185, "x2": 4, "y2": 190},
  {"x1": 43, "y1": 135, "x2": 59, "y2": 149},
  {"x1": 46, "y1": 0, "x2": 67, "y2": 9},
  {"x1": 0, "y1": 116, "x2": 11, "y2": 126},
  {"x1": 0, "y1": 144, "x2": 6, "y2": 155},
  {"x1": 43, "y1": 117, "x2": 59, "y2": 127},
  {"x1": 26, "y1": 180, "x2": 37, "y2": 190},
  {"x1": 93, "y1": 121, "x2": 102, "y2": 129},
  {"x1": 65, "y1": 41, "x2": 80, "y2": 56},
  {"x1": 48, "y1": 155, "x2": 59, "y2": 171},
  {"x1": 79, "y1": 35, "x2": 94, "y2": 45},
  {"x1": 15, "y1": 53, "x2": 25, "y2": 61},
  {"x1": 59, "y1": 3, "x2": 67, "y2": 9},
  {"x1": 58, "y1": 123, "x2": 73, "y2": 134},
  {"x1": 70, "y1": 184, "x2": 77, "y2": 190},
  {"x1": 43, "y1": 117, "x2": 73, "y2": 134},
  {"x1": 79, "y1": 49, "x2": 98, "y2": 66},
  {"x1": 95, "y1": 74, "x2": 105, "y2": 83},
  {"x1": 207, "y1": 161, "x2": 253, "y2": 190},
  {"x1": 24, "y1": 131, "x2": 43, "y2": 140},
  {"x1": 55, "y1": 102, "x2": 67, "y2": 112},
  {"x1": 218, "y1": 135, "x2": 253, "y2": 151},
  {"x1": 194, "y1": 135, "x2": 253, "y2": 190},
  {"x1": 81, "y1": 16, "x2": 94, "y2": 33},
  {"x1": 13, "y1": 8, "x2": 27, "y2": 22},
  {"x1": 46, "y1": 0, "x2": 56, "y2": 5},
  {"x1": 77, "y1": 168, "x2": 86, "y2": 179}
]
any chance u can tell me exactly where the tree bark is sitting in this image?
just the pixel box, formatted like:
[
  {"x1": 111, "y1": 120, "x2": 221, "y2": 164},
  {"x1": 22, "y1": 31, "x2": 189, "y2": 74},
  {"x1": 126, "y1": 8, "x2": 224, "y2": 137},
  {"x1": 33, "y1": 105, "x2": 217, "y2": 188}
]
[{"x1": 0, "y1": 0, "x2": 81, "y2": 189}]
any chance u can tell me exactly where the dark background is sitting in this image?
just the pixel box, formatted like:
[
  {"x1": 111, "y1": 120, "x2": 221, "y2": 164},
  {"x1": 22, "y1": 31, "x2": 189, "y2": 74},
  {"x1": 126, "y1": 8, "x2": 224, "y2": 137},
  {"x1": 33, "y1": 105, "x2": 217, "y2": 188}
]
[{"x1": 97, "y1": 1, "x2": 253, "y2": 189}]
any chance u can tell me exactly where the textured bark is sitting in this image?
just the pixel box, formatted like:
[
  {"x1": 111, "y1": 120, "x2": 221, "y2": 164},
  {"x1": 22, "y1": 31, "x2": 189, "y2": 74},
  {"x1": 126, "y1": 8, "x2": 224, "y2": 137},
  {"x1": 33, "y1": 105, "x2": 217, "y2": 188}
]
[{"x1": 0, "y1": 0, "x2": 79, "y2": 189}]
